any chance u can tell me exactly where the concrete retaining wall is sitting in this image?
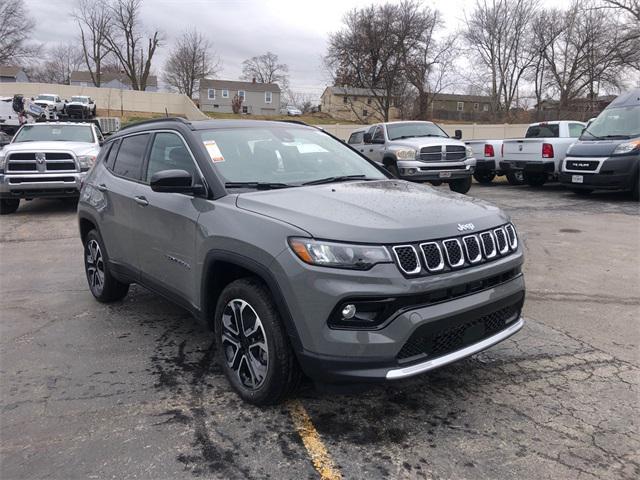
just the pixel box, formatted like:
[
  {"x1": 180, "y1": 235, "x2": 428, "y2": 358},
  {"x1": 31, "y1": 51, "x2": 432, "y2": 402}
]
[
  {"x1": 316, "y1": 123, "x2": 530, "y2": 141},
  {"x1": 0, "y1": 82, "x2": 207, "y2": 121}
]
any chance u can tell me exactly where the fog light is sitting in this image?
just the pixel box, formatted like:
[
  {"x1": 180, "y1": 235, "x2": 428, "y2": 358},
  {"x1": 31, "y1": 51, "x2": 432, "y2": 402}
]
[
  {"x1": 408, "y1": 168, "x2": 417, "y2": 175},
  {"x1": 341, "y1": 304, "x2": 356, "y2": 319}
]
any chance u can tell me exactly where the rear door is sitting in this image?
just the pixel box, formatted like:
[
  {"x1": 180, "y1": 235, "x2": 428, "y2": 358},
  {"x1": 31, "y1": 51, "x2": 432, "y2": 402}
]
[
  {"x1": 97, "y1": 133, "x2": 151, "y2": 274},
  {"x1": 365, "y1": 125, "x2": 386, "y2": 165},
  {"x1": 131, "y1": 131, "x2": 204, "y2": 307}
]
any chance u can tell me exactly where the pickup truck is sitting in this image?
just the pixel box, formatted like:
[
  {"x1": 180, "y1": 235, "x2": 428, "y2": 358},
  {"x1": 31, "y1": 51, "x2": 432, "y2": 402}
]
[
  {"x1": 0, "y1": 122, "x2": 103, "y2": 214},
  {"x1": 66, "y1": 96, "x2": 97, "y2": 119},
  {"x1": 559, "y1": 89, "x2": 639, "y2": 200},
  {"x1": 347, "y1": 121, "x2": 476, "y2": 194},
  {"x1": 501, "y1": 121, "x2": 585, "y2": 186},
  {"x1": 464, "y1": 139, "x2": 524, "y2": 185},
  {"x1": 33, "y1": 94, "x2": 66, "y2": 117}
]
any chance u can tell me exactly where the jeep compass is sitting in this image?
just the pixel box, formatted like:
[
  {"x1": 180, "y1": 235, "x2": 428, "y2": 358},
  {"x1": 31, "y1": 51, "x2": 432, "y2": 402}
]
[{"x1": 78, "y1": 118, "x2": 525, "y2": 405}]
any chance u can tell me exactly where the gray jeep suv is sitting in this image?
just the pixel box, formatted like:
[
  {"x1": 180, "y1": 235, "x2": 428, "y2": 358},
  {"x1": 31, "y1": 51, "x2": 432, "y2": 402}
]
[{"x1": 78, "y1": 118, "x2": 525, "y2": 405}]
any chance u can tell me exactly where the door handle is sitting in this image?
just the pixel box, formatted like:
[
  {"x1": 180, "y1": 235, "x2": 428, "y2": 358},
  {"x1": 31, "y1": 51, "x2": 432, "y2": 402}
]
[
  {"x1": 134, "y1": 196, "x2": 149, "y2": 206},
  {"x1": 96, "y1": 183, "x2": 108, "y2": 192},
  {"x1": 369, "y1": 148, "x2": 374, "y2": 152}
]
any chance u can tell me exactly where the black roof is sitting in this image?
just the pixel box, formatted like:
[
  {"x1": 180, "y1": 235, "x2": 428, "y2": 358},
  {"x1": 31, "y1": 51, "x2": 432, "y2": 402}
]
[{"x1": 607, "y1": 89, "x2": 640, "y2": 108}]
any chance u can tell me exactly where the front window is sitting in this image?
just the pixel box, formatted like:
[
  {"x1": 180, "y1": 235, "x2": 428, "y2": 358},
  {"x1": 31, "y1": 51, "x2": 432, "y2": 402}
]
[
  {"x1": 457, "y1": 102, "x2": 464, "y2": 111},
  {"x1": 385, "y1": 122, "x2": 448, "y2": 140},
  {"x1": 238, "y1": 90, "x2": 245, "y2": 100},
  {"x1": 36, "y1": 95, "x2": 56, "y2": 102},
  {"x1": 208, "y1": 89, "x2": 216, "y2": 100},
  {"x1": 13, "y1": 124, "x2": 95, "y2": 143},
  {"x1": 70, "y1": 96, "x2": 89, "y2": 104},
  {"x1": 222, "y1": 89, "x2": 229, "y2": 98},
  {"x1": 199, "y1": 126, "x2": 386, "y2": 186},
  {"x1": 581, "y1": 106, "x2": 640, "y2": 140},
  {"x1": 265, "y1": 91, "x2": 272, "y2": 103}
]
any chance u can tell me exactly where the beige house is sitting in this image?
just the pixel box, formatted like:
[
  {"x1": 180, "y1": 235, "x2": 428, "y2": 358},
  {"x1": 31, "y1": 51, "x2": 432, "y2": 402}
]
[
  {"x1": 199, "y1": 79, "x2": 281, "y2": 115},
  {"x1": 320, "y1": 86, "x2": 400, "y2": 122},
  {"x1": 430, "y1": 93, "x2": 493, "y2": 115}
]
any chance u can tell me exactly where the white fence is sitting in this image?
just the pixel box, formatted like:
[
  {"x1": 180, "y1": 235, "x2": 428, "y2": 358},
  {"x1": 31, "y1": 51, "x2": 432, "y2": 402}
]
[{"x1": 316, "y1": 123, "x2": 530, "y2": 141}]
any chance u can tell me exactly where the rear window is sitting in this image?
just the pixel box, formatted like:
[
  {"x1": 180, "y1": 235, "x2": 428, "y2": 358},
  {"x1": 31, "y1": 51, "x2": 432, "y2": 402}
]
[
  {"x1": 525, "y1": 124, "x2": 559, "y2": 138},
  {"x1": 112, "y1": 134, "x2": 149, "y2": 181}
]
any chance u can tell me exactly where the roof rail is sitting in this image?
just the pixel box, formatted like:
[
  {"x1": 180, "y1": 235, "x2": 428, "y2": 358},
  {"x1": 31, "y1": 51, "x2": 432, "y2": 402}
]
[{"x1": 120, "y1": 116, "x2": 191, "y2": 131}]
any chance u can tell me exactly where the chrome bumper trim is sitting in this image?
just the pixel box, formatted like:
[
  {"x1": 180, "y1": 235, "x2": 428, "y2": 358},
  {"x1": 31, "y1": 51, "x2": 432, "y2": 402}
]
[{"x1": 385, "y1": 317, "x2": 524, "y2": 380}]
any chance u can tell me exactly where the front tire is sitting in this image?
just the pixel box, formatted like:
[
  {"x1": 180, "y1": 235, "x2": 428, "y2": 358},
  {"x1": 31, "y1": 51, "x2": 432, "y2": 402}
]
[
  {"x1": 473, "y1": 172, "x2": 496, "y2": 184},
  {"x1": 214, "y1": 278, "x2": 301, "y2": 405},
  {"x1": 449, "y1": 176, "x2": 472, "y2": 194},
  {"x1": 386, "y1": 163, "x2": 399, "y2": 178},
  {"x1": 0, "y1": 198, "x2": 20, "y2": 214},
  {"x1": 506, "y1": 171, "x2": 525, "y2": 185},
  {"x1": 84, "y1": 229, "x2": 129, "y2": 302},
  {"x1": 524, "y1": 172, "x2": 547, "y2": 187}
]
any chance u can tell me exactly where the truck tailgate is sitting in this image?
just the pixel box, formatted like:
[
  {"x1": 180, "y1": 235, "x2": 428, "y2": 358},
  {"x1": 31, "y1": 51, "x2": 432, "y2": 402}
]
[{"x1": 502, "y1": 139, "x2": 543, "y2": 161}]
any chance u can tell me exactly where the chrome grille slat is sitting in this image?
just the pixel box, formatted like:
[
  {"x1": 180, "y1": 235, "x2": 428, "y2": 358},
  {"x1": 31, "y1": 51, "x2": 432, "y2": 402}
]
[
  {"x1": 392, "y1": 245, "x2": 421, "y2": 275},
  {"x1": 462, "y1": 235, "x2": 482, "y2": 263},
  {"x1": 493, "y1": 227, "x2": 509, "y2": 254},
  {"x1": 480, "y1": 231, "x2": 497, "y2": 259},
  {"x1": 505, "y1": 224, "x2": 518, "y2": 250},
  {"x1": 420, "y1": 242, "x2": 444, "y2": 272},
  {"x1": 442, "y1": 239, "x2": 464, "y2": 268}
]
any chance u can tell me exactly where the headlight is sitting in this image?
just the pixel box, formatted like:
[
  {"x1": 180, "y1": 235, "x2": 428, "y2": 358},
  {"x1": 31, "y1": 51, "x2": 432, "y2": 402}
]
[
  {"x1": 288, "y1": 238, "x2": 392, "y2": 270},
  {"x1": 612, "y1": 140, "x2": 640, "y2": 155},
  {"x1": 0, "y1": 152, "x2": 6, "y2": 171},
  {"x1": 77, "y1": 154, "x2": 97, "y2": 170},
  {"x1": 466, "y1": 146, "x2": 473, "y2": 158},
  {"x1": 395, "y1": 149, "x2": 416, "y2": 160}
]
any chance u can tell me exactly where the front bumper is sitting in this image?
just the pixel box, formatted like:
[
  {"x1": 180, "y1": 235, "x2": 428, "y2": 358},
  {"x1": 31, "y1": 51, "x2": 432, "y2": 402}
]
[
  {"x1": 0, "y1": 172, "x2": 86, "y2": 198},
  {"x1": 559, "y1": 155, "x2": 639, "y2": 191},
  {"x1": 273, "y1": 245, "x2": 525, "y2": 383},
  {"x1": 397, "y1": 158, "x2": 475, "y2": 181},
  {"x1": 500, "y1": 160, "x2": 555, "y2": 174}
]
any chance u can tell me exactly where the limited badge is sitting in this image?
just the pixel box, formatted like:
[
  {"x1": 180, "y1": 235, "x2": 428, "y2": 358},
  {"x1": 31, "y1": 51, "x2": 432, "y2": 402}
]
[{"x1": 203, "y1": 140, "x2": 225, "y2": 162}]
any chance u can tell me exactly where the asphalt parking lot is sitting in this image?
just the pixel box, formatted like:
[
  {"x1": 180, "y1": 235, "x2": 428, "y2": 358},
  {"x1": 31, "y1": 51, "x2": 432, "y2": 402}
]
[{"x1": 1, "y1": 181, "x2": 638, "y2": 480}]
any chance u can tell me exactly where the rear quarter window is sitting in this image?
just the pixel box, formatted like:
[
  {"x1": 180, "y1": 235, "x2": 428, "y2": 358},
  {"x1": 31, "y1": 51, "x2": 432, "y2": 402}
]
[{"x1": 525, "y1": 124, "x2": 559, "y2": 138}]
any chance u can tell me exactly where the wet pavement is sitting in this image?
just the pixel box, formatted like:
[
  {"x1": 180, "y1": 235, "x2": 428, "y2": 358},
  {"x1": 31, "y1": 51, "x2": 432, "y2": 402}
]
[{"x1": 1, "y1": 181, "x2": 638, "y2": 479}]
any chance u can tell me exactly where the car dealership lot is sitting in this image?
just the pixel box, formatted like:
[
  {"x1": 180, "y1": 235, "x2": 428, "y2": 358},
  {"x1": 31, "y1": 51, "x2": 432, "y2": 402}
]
[{"x1": 1, "y1": 184, "x2": 638, "y2": 480}]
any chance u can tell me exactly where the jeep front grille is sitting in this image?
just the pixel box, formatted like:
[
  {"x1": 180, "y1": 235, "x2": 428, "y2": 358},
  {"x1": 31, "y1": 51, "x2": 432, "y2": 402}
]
[{"x1": 390, "y1": 224, "x2": 518, "y2": 276}]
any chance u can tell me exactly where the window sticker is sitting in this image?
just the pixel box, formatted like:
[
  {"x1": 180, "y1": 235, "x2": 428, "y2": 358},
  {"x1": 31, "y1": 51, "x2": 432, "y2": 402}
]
[{"x1": 203, "y1": 140, "x2": 225, "y2": 162}]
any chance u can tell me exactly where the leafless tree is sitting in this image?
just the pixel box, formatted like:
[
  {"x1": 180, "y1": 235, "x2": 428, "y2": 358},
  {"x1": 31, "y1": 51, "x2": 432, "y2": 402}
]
[
  {"x1": 104, "y1": 0, "x2": 162, "y2": 91},
  {"x1": 74, "y1": 0, "x2": 112, "y2": 87},
  {"x1": 463, "y1": 0, "x2": 541, "y2": 119},
  {"x1": 163, "y1": 29, "x2": 221, "y2": 98},
  {"x1": 600, "y1": 0, "x2": 640, "y2": 70},
  {"x1": 603, "y1": 0, "x2": 640, "y2": 20},
  {"x1": 325, "y1": 1, "x2": 427, "y2": 122},
  {"x1": 0, "y1": 0, "x2": 39, "y2": 65},
  {"x1": 28, "y1": 44, "x2": 84, "y2": 85},
  {"x1": 241, "y1": 52, "x2": 289, "y2": 90},
  {"x1": 285, "y1": 90, "x2": 316, "y2": 113}
]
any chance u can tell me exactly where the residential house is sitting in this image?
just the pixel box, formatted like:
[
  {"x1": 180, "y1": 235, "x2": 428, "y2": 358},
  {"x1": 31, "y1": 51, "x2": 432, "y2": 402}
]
[
  {"x1": 429, "y1": 93, "x2": 493, "y2": 115},
  {"x1": 199, "y1": 79, "x2": 281, "y2": 115},
  {"x1": 0, "y1": 66, "x2": 29, "y2": 83},
  {"x1": 320, "y1": 86, "x2": 400, "y2": 122},
  {"x1": 69, "y1": 71, "x2": 158, "y2": 91},
  {"x1": 535, "y1": 95, "x2": 616, "y2": 112}
]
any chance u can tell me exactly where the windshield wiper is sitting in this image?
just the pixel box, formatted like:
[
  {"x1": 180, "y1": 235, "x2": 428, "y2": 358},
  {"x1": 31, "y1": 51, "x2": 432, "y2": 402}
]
[
  {"x1": 302, "y1": 175, "x2": 376, "y2": 186},
  {"x1": 224, "y1": 181, "x2": 295, "y2": 190},
  {"x1": 601, "y1": 134, "x2": 631, "y2": 139}
]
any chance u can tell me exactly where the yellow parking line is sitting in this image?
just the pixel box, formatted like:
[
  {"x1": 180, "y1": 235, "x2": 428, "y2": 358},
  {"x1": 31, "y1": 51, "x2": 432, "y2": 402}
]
[{"x1": 287, "y1": 399, "x2": 342, "y2": 480}]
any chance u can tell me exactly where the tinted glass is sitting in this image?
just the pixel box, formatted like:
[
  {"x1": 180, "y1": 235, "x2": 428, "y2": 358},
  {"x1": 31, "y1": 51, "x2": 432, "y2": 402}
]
[
  {"x1": 373, "y1": 127, "x2": 385, "y2": 142},
  {"x1": 581, "y1": 106, "x2": 640, "y2": 140},
  {"x1": 13, "y1": 124, "x2": 95, "y2": 143},
  {"x1": 199, "y1": 126, "x2": 386, "y2": 184},
  {"x1": 569, "y1": 123, "x2": 584, "y2": 137},
  {"x1": 348, "y1": 132, "x2": 364, "y2": 144},
  {"x1": 113, "y1": 134, "x2": 149, "y2": 180},
  {"x1": 386, "y1": 122, "x2": 448, "y2": 140},
  {"x1": 104, "y1": 140, "x2": 120, "y2": 169},
  {"x1": 525, "y1": 124, "x2": 559, "y2": 138},
  {"x1": 146, "y1": 132, "x2": 198, "y2": 183}
]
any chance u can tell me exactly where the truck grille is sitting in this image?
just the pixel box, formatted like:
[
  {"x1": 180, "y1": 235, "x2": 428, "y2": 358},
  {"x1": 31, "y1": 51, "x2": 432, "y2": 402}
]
[
  {"x1": 565, "y1": 160, "x2": 598, "y2": 171},
  {"x1": 6, "y1": 152, "x2": 76, "y2": 172},
  {"x1": 419, "y1": 145, "x2": 466, "y2": 161},
  {"x1": 396, "y1": 303, "x2": 520, "y2": 361},
  {"x1": 390, "y1": 224, "x2": 518, "y2": 276},
  {"x1": 445, "y1": 145, "x2": 466, "y2": 160}
]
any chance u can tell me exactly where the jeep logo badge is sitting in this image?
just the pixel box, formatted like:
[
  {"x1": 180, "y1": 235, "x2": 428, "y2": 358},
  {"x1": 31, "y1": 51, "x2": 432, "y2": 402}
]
[
  {"x1": 457, "y1": 223, "x2": 475, "y2": 232},
  {"x1": 35, "y1": 152, "x2": 46, "y2": 164}
]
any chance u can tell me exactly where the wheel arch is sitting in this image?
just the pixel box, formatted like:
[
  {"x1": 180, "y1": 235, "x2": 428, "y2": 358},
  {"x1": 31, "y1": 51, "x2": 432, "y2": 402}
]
[
  {"x1": 78, "y1": 211, "x2": 99, "y2": 244},
  {"x1": 382, "y1": 154, "x2": 397, "y2": 168},
  {"x1": 201, "y1": 250, "x2": 303, "y2": 352}
]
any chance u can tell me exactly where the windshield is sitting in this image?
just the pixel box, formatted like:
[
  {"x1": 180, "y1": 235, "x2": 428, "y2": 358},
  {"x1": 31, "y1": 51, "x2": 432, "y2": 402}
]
[
  {"x1": 525, "y1": 124, "x2": 559, "y2": 138},
  {"x1": 71, "y1": 97, "x2": 89, "y2": 103},
  {"x1": 13, "y1": 125, "x2": 95, "y2": 143},
  {"x1": 199, "y1": 126, "x2": 387, "y2": 186},
  {"x1": 36, "y1": 95, "x2": 56, "y2": 102},
  {"x1": 386, "y1": 122, "x2": 447, "y2": 140},
  {"x1": 581, "y1": 106, "x2": 640, "y2": 140}
]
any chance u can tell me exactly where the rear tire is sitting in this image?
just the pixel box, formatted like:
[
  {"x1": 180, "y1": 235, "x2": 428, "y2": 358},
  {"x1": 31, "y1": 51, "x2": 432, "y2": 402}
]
[
  {"x1": 0, "y1": 198, "x2": 20, "y2": 214},
  {"x1": 506, "y1": 171, "x2": 525, "y2": 185},
  {"x1": 84, "y1": 229, "x2": 129, "y2": 302},
  {"x1": 524, "y1": 172, "x2": 547, "y2": 187},
  {"x1": 448, "y1": 176, "x2": 472, "y2": 194},
  {"x1": 473, "y1": 172, "x2": 496, "y2": 184},
  {"x1": 214, "y1": 278, "x2": 301, "y2": 405}
]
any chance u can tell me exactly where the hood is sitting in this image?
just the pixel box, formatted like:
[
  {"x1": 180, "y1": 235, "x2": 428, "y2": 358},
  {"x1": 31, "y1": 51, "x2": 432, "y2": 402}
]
[
  {"x1": 390, "y1": 137, "x2": 464, "y2": 149},
  {"x1": 568, "y1": 139, "x2": 638, "y2": 157},
  {"x1": 236, "y1": 180, "x2": 508, "y2": 244},
  {"x1": 4, "y1": 141, "x2": 99, "y2": 156}
]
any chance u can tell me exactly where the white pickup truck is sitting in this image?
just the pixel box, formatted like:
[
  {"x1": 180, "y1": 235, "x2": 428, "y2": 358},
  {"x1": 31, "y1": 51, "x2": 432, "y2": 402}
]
[
  {"x1": 501, "y1": 121, "x2": 586, "y2": 186},
  {"x1": 463, "y1": 139, "x2": 524, "y2": 185},
  {"x1": 33, "y1": 94, "x2": 66, "y2": 117}
]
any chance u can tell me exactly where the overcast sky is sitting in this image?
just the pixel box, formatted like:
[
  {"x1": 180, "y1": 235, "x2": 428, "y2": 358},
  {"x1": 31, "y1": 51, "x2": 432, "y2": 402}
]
[{"x1": 24, "y1": 0, "x2": 566, "y2": 99}]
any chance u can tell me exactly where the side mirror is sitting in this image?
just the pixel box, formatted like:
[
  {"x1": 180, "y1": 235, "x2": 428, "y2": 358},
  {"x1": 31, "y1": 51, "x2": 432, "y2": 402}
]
[
  {"x1": 454, "y1": 129, "x2": 463, "y2": 140},
  {"x1": 150, "y1": 169, "x2": 205, "y2": 195},
  {"x1": 363, "y1": 132, "x2": 372, "y2": 143}
]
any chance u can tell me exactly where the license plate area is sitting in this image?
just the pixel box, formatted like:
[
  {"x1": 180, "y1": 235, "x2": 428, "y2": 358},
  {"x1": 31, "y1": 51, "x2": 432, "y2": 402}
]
[
  {"x1": 439, "y1": 171, "x2": 452, "y2": 178},
  {"x1": 572, "y1": 175, "x2": 584, "y2": 184}
]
